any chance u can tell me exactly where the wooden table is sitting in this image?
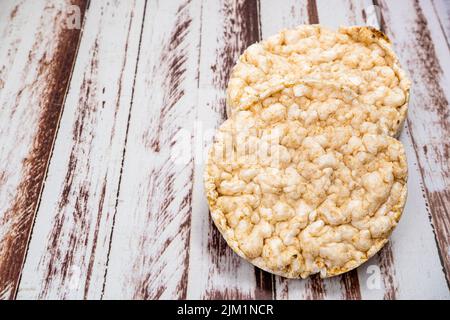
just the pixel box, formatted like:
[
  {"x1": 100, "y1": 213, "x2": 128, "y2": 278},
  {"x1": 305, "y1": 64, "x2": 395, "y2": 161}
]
[{"x1": 0, "y1": 0, "x2": 449, "y2": 300}]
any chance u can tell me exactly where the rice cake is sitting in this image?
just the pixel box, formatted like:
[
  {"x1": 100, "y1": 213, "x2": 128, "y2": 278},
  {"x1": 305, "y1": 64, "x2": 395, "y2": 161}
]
[
  {"x1": 227, "y1": 25, "x2": 410, "y2": 137},
  {"x1": 205, "y1": 82, "x2": 407, "y2": 278}
]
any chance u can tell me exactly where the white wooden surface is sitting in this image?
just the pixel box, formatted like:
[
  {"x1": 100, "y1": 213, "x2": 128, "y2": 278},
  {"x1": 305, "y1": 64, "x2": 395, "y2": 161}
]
[
  {"x1": 103, "y1": 0, "x2": 202, "y2": 299},
  {"x1": 0, "y1": 0, "x2": 448, "y2": 300},
  {"x1": 17, "y1": 0, "x2": 145, "y2": 299},
  {"x1": 0, "y1": 0, "x2": 87, "y2": 299}
]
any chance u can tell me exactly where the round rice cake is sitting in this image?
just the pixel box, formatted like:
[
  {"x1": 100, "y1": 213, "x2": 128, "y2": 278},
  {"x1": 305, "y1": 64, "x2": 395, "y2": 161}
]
[
  {"x1": 204, "y1": 110, "x2": 407, "y2": 279},
  {"x1": 227, "y1": 25, "x2": 411, "y2": 137},
  {"x1": 241, "y1": 78, "x2": 397, "y2": 137}
]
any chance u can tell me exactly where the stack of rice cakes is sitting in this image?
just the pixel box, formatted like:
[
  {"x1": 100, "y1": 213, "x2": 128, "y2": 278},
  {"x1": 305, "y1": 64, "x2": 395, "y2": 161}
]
[{"x1": 205, "y1": 25, "x2": 410, "y2": 279}]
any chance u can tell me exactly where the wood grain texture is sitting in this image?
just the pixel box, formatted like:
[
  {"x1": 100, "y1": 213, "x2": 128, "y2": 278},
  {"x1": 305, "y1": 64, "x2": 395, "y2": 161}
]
[
  {"x1": 102, "y1": 0, "x2": 202, "y2": 299},
  {"x1": 16, "y1": 0, "x2": 146, "y2": 299},
  {"x1": 315, "y1": 0, "x2": 372, "y2": 27},
  {"x1": 0, "y1": 0, "x2": 87, "y2": 299},
  {"x1": 187, "y1": 0, "x2": 274, "y2": 300},
  {"x1": 375, "y1": 0, "x2": 450, "y2": 289},
  {"x1": 431, "y1": 0, "x2": 450, "y2": 49}
]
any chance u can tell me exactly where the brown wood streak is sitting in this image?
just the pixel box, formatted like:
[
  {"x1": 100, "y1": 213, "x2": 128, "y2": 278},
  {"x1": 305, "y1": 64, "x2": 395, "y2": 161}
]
[
  {"x1": 85, "y1": 2, "x2": 140, "y2": 299},
  {"x1": 35, "y1": 1, "x2": 138, "y2": 299},
  {"x1": 0, "y1": 0, "x2": 88, "y2": 300},
  {"x1": 339, "y1": 270, "x2": 362, "y2": 300},
  {"x1": 205, "y1": 0, "x2": 278, "y2": 299},
  {"x1": 132, "y1": 0, "x2": 194, "y2": 299},
  {"x1": 254, "y1": 268, "x2": 275, "y2": 300},
  {"x1": 209, "y1": 0, "x2": 261, "y2": 118},
  {"x1": 149, "y1": 0, "x2": 193, "y2": 153},
  {"x1": 304, "y1": 274, "x2": 325, "y2": 300},
  {"x1": 307, "y1": 0, "x2": 319, "y2": 24},
  {"x1": 378, "y1": 243, "x2": 397, "y2": 299},
  {"x1": 372, "y1": 0, "x2": 387, "y2": 30},
  {"x1": 39, "y1": 13, "x2": 104, "y2": 297},
  {"x1": 376, "y1": 0, "x2": 450, "y2": 288},
  {"x1": 40, "y1": 35, "x2": 100, "y2": 298},
  {"x1": 345, "y1": 0, "x2": 357, "y2": 25}
]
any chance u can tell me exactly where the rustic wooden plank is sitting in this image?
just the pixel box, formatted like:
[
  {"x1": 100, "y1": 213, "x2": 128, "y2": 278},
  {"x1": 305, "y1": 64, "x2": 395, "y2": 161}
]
[
  {"x1": 102, "y1": 0, "x2": 203, "y2": 299},
  {"x1": 260, "y1": 0, "x2": 310, "y2": 29},
  {"x1": 431, "y1": 0, "x2": 450, "y2": 49},
  {"x1": 374, "y1": 0, "x2": 450, "y2": 293},
  {"x1": 0, "y1": 0, "x2": 87, "y2": 300},
  {"x1": 316, "y1": 0, "x2": 372, "y2": 27},
  {"x1": 187, "y1": 0, "x2": 273, "y2": 299},
  {"x1": 16, "y1": 0, "x2": 146, "y2": 299}
]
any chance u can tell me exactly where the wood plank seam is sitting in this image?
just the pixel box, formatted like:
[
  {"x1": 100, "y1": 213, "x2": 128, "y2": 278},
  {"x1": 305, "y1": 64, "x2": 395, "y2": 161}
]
[
  {"x1": 101, "y1": 0, "x2": 202, "y2": 299},
  {"x1": 406, "y1": 117, "x2": 450, "y2": 289},
  {"x1": 307, "y1": 0, "x2": 319, "y2": 24},
  {"x1": 99, "y1": 0, "x2": 149, "y2": 299},
  {"x1": 431, "y1": 0, "x2": 450, "y2": 52},
  {"x1": 13, "y1": 0, "x2": 92, "y2": 299},
  {"x1": 15, "y1": 0, "x2": 148, "y2": 299},
  {"x1": 0, "y1": 0, "x2": 89, "y2": 300}
]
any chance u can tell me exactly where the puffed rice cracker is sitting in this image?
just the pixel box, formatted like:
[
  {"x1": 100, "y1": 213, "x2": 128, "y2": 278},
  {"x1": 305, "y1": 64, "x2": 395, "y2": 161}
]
[
  {"x1": 227, "y1": 25, "x2": 411, "y2": 137},
  {"x1": 205, "y1": 81, "x2": 407, "y2": 278}
]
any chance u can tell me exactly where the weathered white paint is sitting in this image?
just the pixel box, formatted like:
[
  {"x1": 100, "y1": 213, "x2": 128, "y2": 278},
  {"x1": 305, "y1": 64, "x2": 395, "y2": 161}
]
[
  {"x1": 315, "y1": 0, "x2": 372, "y2": 28},
  {"x1": 17, "y1": 0, "x2": 146, "y2": 299},
  {"x1": 432, "y1": 0, "x2": 450, "y2": 45},
  {"x1": 102, "y1": 0, "x2": 203, "y2": 299},
  {"x1": 0, "y1": 0, "x2": 84, "y2": 299}
]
